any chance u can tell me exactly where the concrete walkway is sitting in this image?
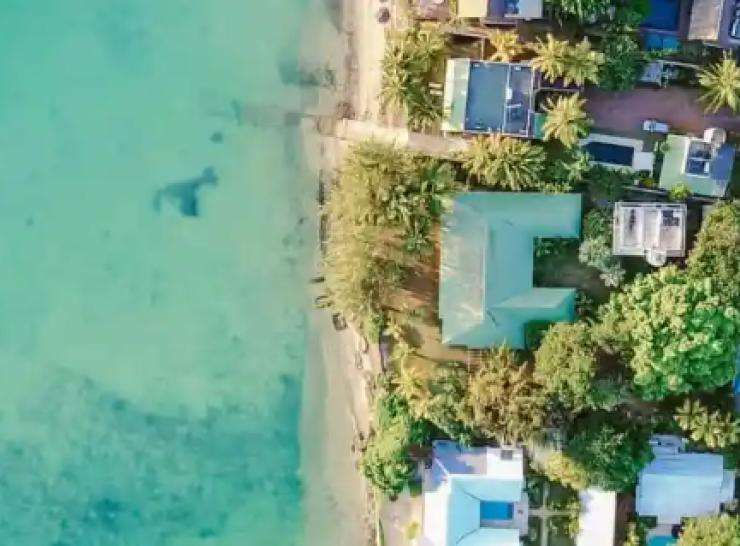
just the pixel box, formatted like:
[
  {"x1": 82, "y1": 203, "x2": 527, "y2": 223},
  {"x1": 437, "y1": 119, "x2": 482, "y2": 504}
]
[{"x1": 585, "y1": 87, "x2": 740, "y2": 136}]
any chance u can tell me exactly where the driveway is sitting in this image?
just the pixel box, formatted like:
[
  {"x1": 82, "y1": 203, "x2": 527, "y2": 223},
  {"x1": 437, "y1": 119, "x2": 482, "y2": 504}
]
[{"x1": 585, "y1": 87, "x2": 740, "y2": 137}]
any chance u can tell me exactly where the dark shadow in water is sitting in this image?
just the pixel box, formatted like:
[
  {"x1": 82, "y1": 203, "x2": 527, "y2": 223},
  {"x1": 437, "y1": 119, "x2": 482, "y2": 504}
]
[
  {"x1": 322, "y1": 0, "x2": 344, "y2": 31},
  {"x1": 153, "y1": 168, "x2": 218, "y2": 217},
  {"x1": 277, "y1": 60, "x2": 337, "y2": 89}
]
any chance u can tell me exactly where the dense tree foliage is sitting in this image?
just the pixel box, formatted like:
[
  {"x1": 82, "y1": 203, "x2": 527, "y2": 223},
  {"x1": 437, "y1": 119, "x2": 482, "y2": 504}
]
[
  {"x1": 578, "y1": 208, "x2": 625, "y2": 287},
  {"x1": 543, "y1": 453, "x2": 590, "y2": 490},
  {"x1": 677, "y1": 514, "x2": 740, "y2": 546},
  {"x1": 380, "y1": 24, "x2": 447, "y2": 130},
  {"x1": 541, "y1": 94, "x2": 592, "y2": 148},
  {"x1": 534, "y1": 322, "x2": 623, "y2": 411},
  {"x1": 599, "y1": 267, "x2": 740, "y2": 399},
  {"x1": 675, "y1": 399, "x2": 740, "y2": 450},
  {"x1": 361, "y1": 385, "x2": 433, "y2": 498},
  {"x1": 562, "y1": 39, "x2": 604, "y2": 87},
  {"x1": 598, "y1": 34, "x2": 644, "y2": 91},
  {"x1": 687, "y1": 201, "x2": 740, "y2": 307},
  {"x1": 465, "y1": 347, "x2": 550, "y2": 444},
  {"x1": 561, "y1": 413, "x2": 653, "y2": 491},
  {"x1": 698, "y1": 52, "x2": 740, "y2": 114},
  {"x1": 462, "y1": 135, "x2": 546, "y2": 190},
  {"x1": 546, "y1": 0, "x2": 612, "y2": 22},
  {"x1": 324, "y1": 141, "x2": 454, "y2": 330}
]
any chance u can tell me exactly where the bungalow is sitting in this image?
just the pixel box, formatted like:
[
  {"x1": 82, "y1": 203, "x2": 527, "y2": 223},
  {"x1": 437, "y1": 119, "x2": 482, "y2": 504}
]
[
  {"x1": 422, "y1": 441, "x2": 528, "y2": 546},
  {"x1": 612, "y1": 202, "x2": 687, "y2": 267},
  {"x1": 456, "y1": 0, "x2": 544, "y2": 22},
  {"x1": 659, "y1": 130, "x2": 736, "y2": 198},
  {"x1": 636, "y1": 435, "x2": 735, "y2": 525},
  {"x1": 439, "y1": 192, "x2": 582, "y2": 349},
  {"x1": 442, "y1": 59, "x2": 544, "y2": 138},
  {"x1": 688, "y1": 0, "x2": 740, "y2": 47}
]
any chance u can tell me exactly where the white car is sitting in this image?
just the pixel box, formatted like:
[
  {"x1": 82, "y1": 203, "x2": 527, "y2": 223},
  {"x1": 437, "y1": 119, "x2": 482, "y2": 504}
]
[{"x1": 643, "y1": 119, "x2": 670, "y2": 133}]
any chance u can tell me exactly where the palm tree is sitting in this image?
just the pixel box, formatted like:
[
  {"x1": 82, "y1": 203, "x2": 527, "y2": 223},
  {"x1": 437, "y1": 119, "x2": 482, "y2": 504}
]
[
  {"x1": 563, "y1": 39, "x2": 604, "y2": 87},
  {"x1": 461, "y1": 134, "x2": 546, "y2": 190},
  {"x1": 488, "y1": 29, "x2": 524, "y2": 62},
  {"x1": 675, "y1": 399, "x2": 706, "y2": 431},
  {"x1": 541, "y1": 94, "x2": 592, "y2": 148},
  {"x1": 529, "y1": 34, "x2": 569, "y2": 83},
  {"x1": 698, "y1": 52, "x2": 740, "y2": 113}
]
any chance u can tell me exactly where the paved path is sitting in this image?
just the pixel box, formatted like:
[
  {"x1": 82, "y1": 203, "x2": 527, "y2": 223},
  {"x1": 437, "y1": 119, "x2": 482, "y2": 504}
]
[{"x1": 585, "y1": 87, "x2": 740, "y2": 136}]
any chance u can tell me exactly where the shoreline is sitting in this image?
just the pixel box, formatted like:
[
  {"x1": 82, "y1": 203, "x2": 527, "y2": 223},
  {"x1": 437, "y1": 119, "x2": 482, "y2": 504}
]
[{"x1": 298, "y1": 0, "x2": 388, "y2": 545}]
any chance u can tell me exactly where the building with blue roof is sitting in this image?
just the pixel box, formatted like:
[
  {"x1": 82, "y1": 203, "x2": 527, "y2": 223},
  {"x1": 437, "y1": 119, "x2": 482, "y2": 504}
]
[
  {"x1": 439, "y1": 192, "x2": 582, "y2": 349},
  {"x1": 423, "y1": 441, "x2": 528, "y2": 546},
  {"x1": 636, "y1": 435, "x2": 736, "y2": 525}
]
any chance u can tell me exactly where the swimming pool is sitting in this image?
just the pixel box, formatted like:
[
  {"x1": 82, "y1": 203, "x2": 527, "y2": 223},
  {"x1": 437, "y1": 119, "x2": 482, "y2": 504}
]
[
  {"x1": 480, "y1": 501, "x2": 514, "y2": 520},
  {"x1": 584, "y1": 141, "x2": 635, "y2": 166},
  {"x1": 648, "y1": 536, "x2": 677, "y2": 546},
  {"x1": 642, "y1": 0, "x2": 681, "y2": 31}
]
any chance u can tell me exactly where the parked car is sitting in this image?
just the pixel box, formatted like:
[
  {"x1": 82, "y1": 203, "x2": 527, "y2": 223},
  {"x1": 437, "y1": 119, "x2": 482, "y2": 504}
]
[{"x1": 643, "y1": 119, "x2": 670, "y2": 133}]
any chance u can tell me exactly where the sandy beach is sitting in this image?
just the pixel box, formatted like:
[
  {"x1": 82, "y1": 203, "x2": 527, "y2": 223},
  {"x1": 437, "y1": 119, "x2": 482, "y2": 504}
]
[{"x1": 298, "y1": 0, "x2": 388, "y2": 545}]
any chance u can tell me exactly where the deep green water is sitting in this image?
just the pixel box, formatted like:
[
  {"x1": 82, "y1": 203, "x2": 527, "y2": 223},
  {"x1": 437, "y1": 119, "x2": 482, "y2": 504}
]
[{"x1": 0, "y1": 1, "x2": 342, "y2": 544}]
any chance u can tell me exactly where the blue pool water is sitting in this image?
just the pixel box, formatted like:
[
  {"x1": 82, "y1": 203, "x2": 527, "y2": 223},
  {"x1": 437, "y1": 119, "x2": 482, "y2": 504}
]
[
  {"x1": 648, "y1": 536, "x2": 678, "y2": 546},
  {"x1": 584, "y1": 141, "x2": 635, "y2": 166},
  {"x1": 642, "y1": 0, "x2": 681, "y2": 31},
  {"x1": 480, "y1": 501, "x2": 514, "y2": 520}
]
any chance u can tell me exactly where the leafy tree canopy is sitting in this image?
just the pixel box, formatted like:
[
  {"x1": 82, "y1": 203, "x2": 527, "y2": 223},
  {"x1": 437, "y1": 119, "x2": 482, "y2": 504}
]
[
  {"x1": 461, "y1": 134, "x2": 546, "y2": 190},
  {"x1": 677, "y1": 514, "x2": 740, "y2": 546},
  {"x1": 598, "y1": 34, "x2": 644, "y2": 92},
  {"x1": 546, "y1": 0, "x2": 612, "y2": 22},
  {"x1": 563, "y1": 413, "x2": 653, "y2": 491},
  {"x1": 687, "y1": 201, "x2": 740, "y2": 307},
  {"x1": 599, "y1": 266, "x2": 740, "y2": 400}
]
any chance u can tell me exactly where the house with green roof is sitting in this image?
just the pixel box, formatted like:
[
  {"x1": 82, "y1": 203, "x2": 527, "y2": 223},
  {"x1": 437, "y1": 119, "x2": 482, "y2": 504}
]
[
  {"x1": 442, "y1": 59, "x2": 545, "y2": 138},
  {"x1": 439, "y1": 192, "x2": 582, "y2": 349},
  {"x1": 659, "y1": 131, "x2": 736, "y2": 198}
]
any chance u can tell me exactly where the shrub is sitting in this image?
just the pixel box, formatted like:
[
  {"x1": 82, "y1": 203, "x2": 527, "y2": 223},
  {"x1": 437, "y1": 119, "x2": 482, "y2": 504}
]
[{"x1": 598, "y1": 34, "x2": 644, "y2": 91}]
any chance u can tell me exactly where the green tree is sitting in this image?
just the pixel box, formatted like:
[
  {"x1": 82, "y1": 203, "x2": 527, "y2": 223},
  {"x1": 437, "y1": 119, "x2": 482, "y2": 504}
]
[
  {"x1": 535, "y1": 322, "x2": 623, "y2": 411},
  {"x1": 698, "y1": 52, "x2": 740, "y2": 114},
  {"x1": 668, "y1": 182, "x2": 691, "y2": 201},
  {"x1": 547, "y1": 0, "x2": 612, "y2": 21},
  {"x1": 380, "y1": 24, "x2": 447, "y2": 130},
  {"x1": 461, "y1": 134, "x2": 546, "y2": 190},
  {"x1": 563, "y1": 413, "x2": 653, "y2": 491},
  {"x1": 675, "y1": 399, "x2": 740, "y2": 450},
  {"x1": 563, "y1": 39, "x2": 604, "y2": 87},
  {"x1": 529, "y1": 34, "x2": 569, "y2": 82},
  {"x1": 677, "y1": 514, "x2": 740, "y2": 546},
  {"x1": 599, "y1": 267, "x2": 740, "y2": 400},
  {"x1": 687, "y1": 201, "x2": 740, "y2": 307},
  {"x1": 488, "y1": 29, "x2": 524, "y2": 62},
  {"x1": 361, "y1": 386, "x2": 433, "y2": 498},
  {"x1": 464, "y1": 346, "x2": 551, "y2": 444},
  {"x1": 424, "y1": 363, "x2": 475, "y2": 445},
  {"x1": 598, "y1": 34, "x2": 644, "y2": 91},
  {"x1": 541, "y1": 94, "x2": 592, "y2": 148},
  {"x1": 543, "y1": 453, "x2": 590, "y2": 490}
]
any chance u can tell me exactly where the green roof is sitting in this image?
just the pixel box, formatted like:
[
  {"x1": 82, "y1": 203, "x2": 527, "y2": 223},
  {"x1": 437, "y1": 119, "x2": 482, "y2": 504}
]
[
  {"x1": 439, "y1": 192, "x2": 582, "y2": 349},
  {"x1": 658, "y1": 134, "x2": 734, "y2": 197}
]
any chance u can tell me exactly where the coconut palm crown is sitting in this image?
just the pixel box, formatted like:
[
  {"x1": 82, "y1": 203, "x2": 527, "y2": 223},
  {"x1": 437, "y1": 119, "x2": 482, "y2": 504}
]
[
  {"x1": 698, "y1": 52, "x2": 740, "y2": 113},
  {"x1": 541, "y1": 94, "x2": 592, "y2": 148},
  {"x1": 461, "y1": 134, "x2": 546, "y2": 190},
  {"x1": 488, "y1": 29, "x2": 525, "y2": 62},
  {"x1": 563, "y1": 38, "x2": 604, "y2": 86},
  {"x1": 529, "y1": 34, "x2": 569, "y2": 83}
]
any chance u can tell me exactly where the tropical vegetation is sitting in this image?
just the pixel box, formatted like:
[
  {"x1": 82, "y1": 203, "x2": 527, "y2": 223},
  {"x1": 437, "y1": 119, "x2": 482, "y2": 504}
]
[
  {"x1": 380, "y1": 24, "x2": 447, "y2": 130},
  {"x1": 677, "y1": 514, "x2": 740, "y2": 546},
  {"x1": 488, "y1": 29, "x2": 524, "y2": 62},
  {"x1": 598, "y1": 33, "x2": 644, "y2": 91},
  {"x1": 541, "y1": 94, "x2": 592, "y2": 148},
  {"x1": 698, "y1": 52, "x2": 740, "y2": 114},
  {"x1": 675, "y1": 399, "x2": 740, "y2": 450},
  {"x1": 461, "y1": 134, "x2": 546, "y2": 190}
]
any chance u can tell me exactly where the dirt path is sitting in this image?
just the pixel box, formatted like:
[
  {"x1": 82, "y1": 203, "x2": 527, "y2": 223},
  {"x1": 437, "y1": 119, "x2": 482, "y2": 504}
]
[{"x1": 585, "y1": 87, "x2": 740, "y2": 136}]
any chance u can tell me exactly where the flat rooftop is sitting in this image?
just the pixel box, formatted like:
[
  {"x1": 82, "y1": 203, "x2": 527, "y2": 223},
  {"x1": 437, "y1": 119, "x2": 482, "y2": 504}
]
[{"x1": 613, "y1": 202, "x2": 687, "y2": 264}]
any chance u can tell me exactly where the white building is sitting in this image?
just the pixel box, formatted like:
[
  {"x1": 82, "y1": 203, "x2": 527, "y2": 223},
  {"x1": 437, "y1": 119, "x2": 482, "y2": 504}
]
[
  {"x1": 613, "y1": 202, "x2": 687, "y2": 266},
  {"x1": 636, "y1": 435, "x2": 735, "y2": 525}
]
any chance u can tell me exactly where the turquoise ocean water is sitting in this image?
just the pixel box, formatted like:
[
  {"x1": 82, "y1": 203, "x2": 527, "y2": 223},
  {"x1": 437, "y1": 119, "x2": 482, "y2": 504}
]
[{"x1": 0, "y1": 1, "x2": 344, "y2": 544}]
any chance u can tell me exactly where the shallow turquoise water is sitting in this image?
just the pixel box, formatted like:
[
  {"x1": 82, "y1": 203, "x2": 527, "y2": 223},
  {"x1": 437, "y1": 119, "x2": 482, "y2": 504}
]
[{"x1": 0, "y1": 1, "x2": 339, "y2": 544}]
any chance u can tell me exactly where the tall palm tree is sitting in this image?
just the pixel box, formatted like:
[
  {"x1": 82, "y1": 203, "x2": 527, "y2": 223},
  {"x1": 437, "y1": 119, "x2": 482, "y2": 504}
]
[
  {"x1": 529, "y1": 34, "x2": 569, "y2": 83},
  {"x1": 541, "y1": 94, "x2": 592, "y2": 148},
  {"x1": 563, "y1": 39, "x2": 604, "y2": 87},
  {"x1": 698, "y1": 52, "x2": 740, "y2": 113},
  {"x1": 392, "y1": 360, "x2": 431, "y2": 418},
  {"x1": 675, "y1": 399, "x2": 705, "y2": 431},
  {"x1": 461, "y1": 134, "x2": 546, "y2": 190},
  {"x1": 488, "y1": 29, "x2": 524, "y2": 62}
]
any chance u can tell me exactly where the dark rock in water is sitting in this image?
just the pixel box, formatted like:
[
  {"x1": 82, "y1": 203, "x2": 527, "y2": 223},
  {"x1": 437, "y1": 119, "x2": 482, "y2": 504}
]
[
  {"x1": 210, "y1": 131, "x2": 224, "y2": 143},
  {"x1": 376, "y1": 7, "x2": 391, "y2": 23},
  {"x1": 153, "y1": 167, "x2": 218, "y2": 217}
]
